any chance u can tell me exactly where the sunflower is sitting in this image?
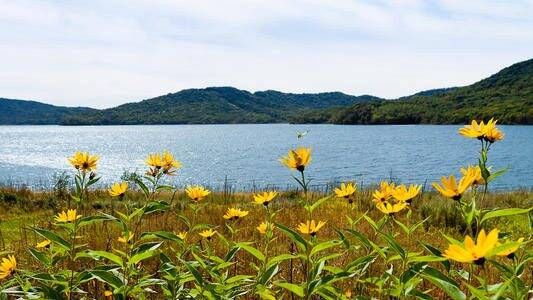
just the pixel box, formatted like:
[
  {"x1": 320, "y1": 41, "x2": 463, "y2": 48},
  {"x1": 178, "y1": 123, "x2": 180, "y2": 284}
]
[
  {"x1": 199, "y1": 229, "x2": 216, "y2": 240},
  {"x1": 372, "y1": 181, "x2": 395, "y2": 203},
  {"x1": 55, "y1": 209, "x2": 81, "y2": 223},
  {"x1": 68, "y1": 151, "x2": 99, "y2": 172},
  {"x1": 375, "y1": 201, "x2": 407, "y2": 215},
  {"x1": 279, "y1": 147, "x2": 312, "y2": 172},
  {"x1": 257, "y1": 222, "x2": 269, "y2": 234},
  {"x1": 392, "y1": 184, "x2": 421, "y2": 204},
  {"x1": 432, "y1": 174, "x2": 475, "y2": 200},
  {"x1": 223, "y1": 208, "x2": 249, "y2": 221},
  {"x1": 176, "y1": 231, "x2": 187, "y2": 241},
  {"x1": 108, "y1": 182, "x2": 128, "y2": 197},
  {"x1": 0, "y1": 255, "x2": 16, "y2": 279},
  {"x1": 297, "y1": 220, "x2": 326, "y2": 236},
  {"x1": 36, "y1": 240, "x2": 51, "y2": 249},
  {"x1": 161, "y1": 150, "x2": 182, "y2": 175},
  {"x1": 145, "y1": 153, "x2": 163, "y2": 169},
  {"x1": 253, "y1": 191, "x2": 278, "y2": 206},
  {"x1": 443, "y1": 229, "x2": 499, "y2": 265},
  {"x1": 458, "y1": 120, "x2": 486, "y2": 140},
  {"x1": 185, "y1": 185, "x2": 211, "y2": 201},
  {"x1": 334, "y1": 182, "x2": 357, "y2": 202},
  {"x1": 484, "y1": 126, "x2": 504, "y2": 143},
  {"x1": 460, "y1": 165, "x2": 484, "y2": 185},
  {"x1": 118, "y1": 232, "x2": 134, "y2": 244}
]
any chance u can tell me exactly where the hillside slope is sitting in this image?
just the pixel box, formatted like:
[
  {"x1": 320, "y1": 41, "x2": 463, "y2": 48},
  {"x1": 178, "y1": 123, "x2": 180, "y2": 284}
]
[{"x1": 0, "y1": 98, "x2": 95, "y2": 125}]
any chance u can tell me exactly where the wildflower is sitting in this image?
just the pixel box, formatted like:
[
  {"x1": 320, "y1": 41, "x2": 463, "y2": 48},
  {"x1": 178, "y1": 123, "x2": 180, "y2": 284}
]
[
  {"x1": 199, "y1": 229, "x2": 216, "y2": 240},
  {"x1": 108, "y1": 182, "x2": 128, "y2": 197},
  {"x1": 185, "y1": 185, "x2": 211, "y2": 201},
  {"x1": 458, "y1": 120, "x2": 486, "y2": 140},
  {"x1": 145, "y1": 153, "x2": 163, "y2": 168},
  {"x1": 484, "y1": 126, "x2": 504, "y2": 143},
  {"x1": 460, "y1": 165, "x2": 484, "y2": 185},
  {"x1": 176, "y1": 231, "x2": 187, "y2": 241},
  {"x1": 392, "y1": 184, "x2": 421, "y2": 204},
  {"x1": 257, "y1": 222, "x2": 270, "y2": 234},
  {"x1": 432, "y1": 175, "x2": 474, "y2": 201},
  {"x1": 36, "y1": 240, "x2": 51, "y2": 249},
  {"x1": 279, "y1": 147, "x2": 312, "y2": 172},
  {"x1": 297, "y1": 220, "x2": 326, "y2": 237},
  {"x1": 118, "y1": 232, "x2": 134, "y2": 244},
  {"x1": 68, "y1": 151, "x2": 99, "y2": 172},
  {"x1": 253, "y1": 191, "x2": 278, "y2": 206},
  {"x1": 55, "y1": 209, "x2": 81, "y2": 223},
  {"x1": 223, "y1": 208, "x2": 249, "y2": 220},
  {"x1": 443, "y1": 229, "x2": 499, "y2": 265},
  {"x1": 161, "y1": 150, "x2": 181, "y2": 175},
  {"x1": 375, "y1": 201, "x2": 407, "y2": 215},
  {"x1": 104, "y1": 290, "x2": 113, "y2": 298},
  {"x1": 0, "y1": 255, "x2": 16, "y2": 279},
  {"x1": 372, "y1": 181, "x2": 395, "y2": 203},
  {"x1": 496, "y1": 237, "x2": 524, "y2": 259},
  {"x1": 334, "y1": 182, "x2": 357, "y2": 202}
]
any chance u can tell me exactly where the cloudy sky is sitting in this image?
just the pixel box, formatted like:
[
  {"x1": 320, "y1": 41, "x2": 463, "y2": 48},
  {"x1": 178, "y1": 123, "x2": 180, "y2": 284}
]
[{"x1": 0, "y1": 0, "x2": 532, "y2": 108}]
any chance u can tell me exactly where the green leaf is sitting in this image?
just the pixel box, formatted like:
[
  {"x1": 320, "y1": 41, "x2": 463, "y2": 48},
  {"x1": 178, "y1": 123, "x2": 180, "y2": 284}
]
[
  {"x1": 259, "y1": 264, "x2": 279, "y2": 285},
  {"x1": 380, "y1": 232, "x2": 406, "y2": 259},
  {"x1": 89, "y1": 270, "x2": 123, "y2": 288},
  {"x1": 275, "y1": 223, "x2": 308, "y2": 252},
  {"x1": 77, "y1": 215, "x2": 111, "y2": 228},
  {"x1": 480, "y1": 207, "x2": 532, "y2": 224},
  {"x1": 422, "y1": 267, "x2": 466, "y2": 300},
  {"x1": 32, "y1": 227, "x2": 71, "y2": 250},
  {"x1": 79, "y1": 250, "x2": 123, "y2": 266},
  {"x1": 140, "y1": 231, "x2": 182, "y2": 242},
  {"x1": 28, "y1": 248, "x2": 51, "y2": 266},
  {"x1": 310, "y1": 240, "x2": 341, "y2": 257},
  {"x1": 274, "y1": 282, "x2": 304, "y2": 297},
  {"x1": 235, "y1": 242, "x2": 265, "y2": 262},
  {"x1": 309, "y1": 195, "x2": 332, "y2": 213},
  {"x1": 130, "y1": 250, "x2": 158, "y2": 265},
  {"x1": 185, "y1": 261, "x2": 204, "y2": 285}
]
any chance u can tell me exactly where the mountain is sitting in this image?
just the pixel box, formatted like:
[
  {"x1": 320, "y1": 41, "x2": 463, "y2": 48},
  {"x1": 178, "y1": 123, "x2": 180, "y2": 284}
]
[
  {"x1": 1, "y1": 58, "x2": 532, "y2": 125},
  {"x1": 0, "y1": 98, "x2": 95, "y2": 125},
  {"x1": 328, "y1": 59, "x2": 533, "y2": 125},
  {"x1": 58, "y1": 87, "x2": 380, "y2": 125}
]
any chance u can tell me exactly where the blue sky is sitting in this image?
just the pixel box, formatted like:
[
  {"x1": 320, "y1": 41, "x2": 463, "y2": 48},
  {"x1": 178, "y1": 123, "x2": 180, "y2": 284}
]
[{"x1": 0, "y1": 0, "x2": 532, "y2": 108}]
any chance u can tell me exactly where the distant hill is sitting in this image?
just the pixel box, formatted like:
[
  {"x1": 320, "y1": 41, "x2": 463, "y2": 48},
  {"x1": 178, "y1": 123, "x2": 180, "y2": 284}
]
[
  {"x1": 1, "y1": 58, "x2": 532, "y2": 125},
  {"x1": 0, "y1": 98, "x2": 95, "y2": 125},
  {"x1": 326, "y1": 58, "x2": 533, "y2": 125}
]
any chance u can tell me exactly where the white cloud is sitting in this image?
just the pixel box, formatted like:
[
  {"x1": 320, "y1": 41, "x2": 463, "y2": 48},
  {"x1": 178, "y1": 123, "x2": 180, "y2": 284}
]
[{"x1": 0, "y1": 0, "x2": 531, "y2": 107}]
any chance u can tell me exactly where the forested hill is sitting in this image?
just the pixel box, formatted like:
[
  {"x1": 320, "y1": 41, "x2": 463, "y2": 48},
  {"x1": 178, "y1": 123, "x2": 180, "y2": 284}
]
[
  {"x1": 0, "y1": 98, "x2": 95, "y2": 125},
  {"x1": 319, "y1": 58, "x2": 533, "y2": 125}
]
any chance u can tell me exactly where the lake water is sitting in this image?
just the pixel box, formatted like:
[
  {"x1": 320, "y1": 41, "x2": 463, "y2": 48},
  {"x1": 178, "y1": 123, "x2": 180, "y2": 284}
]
[{"x1": 0, "y1": 124, "x2": 531, "y2": 190}]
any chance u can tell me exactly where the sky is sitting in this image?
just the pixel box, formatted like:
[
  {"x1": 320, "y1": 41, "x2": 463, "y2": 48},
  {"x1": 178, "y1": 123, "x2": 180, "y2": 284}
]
[{"x1": 0, "y1": 0, "x2": 532, "y2": 108}]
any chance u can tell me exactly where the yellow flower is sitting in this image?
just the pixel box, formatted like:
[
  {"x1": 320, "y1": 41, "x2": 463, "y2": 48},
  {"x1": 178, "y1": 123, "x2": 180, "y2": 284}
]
[
  {"x1": 118, "y1": 232, "x2": 134, "y2": 244},
  {"x1": 297, "y1": 220, "x2": 326, "y2": 236},
  {"x1": 55, "y1": 209, "x2": 81, "y2": 223},
  {"x1": 199, "y1": 229, "x2": 216, "y2": 240},
  {"x1": 372, "y1": 181, "x2": 395, "y2": 203},
  {"x1": 334, "y1": 182, "x2": 357, "y2": 200},
  {"x1": 185, "y1": 185, "x2": 211, "y2": 201},
  {"x1": 279, "y1": 147, "x2": 312, "y2": 172},
  {"x1": 108, "y1": 182, "x2": 128, "y2": 197},
  {"x1": 392, "y1": 184, "x2": 421, "y2": 204},
  {"x1": 161, "y1": 150, "x2": 182, "y2": 175},
  {"x1": 443, "y1": 229, "x2": 499, "y2": 265},
  {"x1": 496, "y1": 237, "x2": 524, "y2": 258},
  {"x1": 257, "y1": 222, "x2": 270, "y2": 234},
  {"x1": 375, "y1": 201, "x2": 407, "y2": 215},
  {"x1": 432, "y1": 174, "x2": 474, "y2": 200},
  {"x1": 0, "y1": 255, "x2": 16, "y2": 279},
  {"x1": 104, "y1": 290, "x2": 113, "y2": 298},
  {"x1": 68, "y1": 151, "x2": 99, "y2": 172},
  {"x1": 36, "y1": 240, "x2": 51, "y2": 249},
  {"x1": 484, "y1": 126, "x2": 504, "y2": 143},
  {"x1": 145, "y1": 153, "x2": 163, "y2": 168},
  {"x1": 253, "y1": 191, "x2": 278, "y2": 206},
  {"x1": 460, "y1": 165, "x2": 484, "y2": 185},
  {"x1": 223, "y1": 208, "x2": 249, "y2": 220},
  {"x1": 176, "y1": 231, "x2": 187, "y2": 241},
  {"x1": 459, "y1": 119, "x2": 486, "y2": 140}
]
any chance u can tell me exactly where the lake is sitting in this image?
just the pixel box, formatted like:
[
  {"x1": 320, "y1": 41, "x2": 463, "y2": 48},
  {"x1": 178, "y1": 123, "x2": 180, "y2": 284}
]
[{"x1": 0, "y1": 124, "x2": 531, "y2": 190}]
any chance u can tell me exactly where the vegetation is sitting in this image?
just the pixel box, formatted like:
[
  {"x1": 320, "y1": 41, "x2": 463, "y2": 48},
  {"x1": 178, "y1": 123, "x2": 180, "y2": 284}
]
[
  {"x1": 0, "y1": 119, "x2": 531, "y2": 299},
  {"x1": 3, "y1": 58, "x2": 532, "y2": 125}
]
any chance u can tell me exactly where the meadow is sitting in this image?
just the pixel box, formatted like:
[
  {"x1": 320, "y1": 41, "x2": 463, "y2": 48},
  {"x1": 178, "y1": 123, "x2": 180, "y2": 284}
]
[{"x1": 0, "y1": 119, "x2": 531, "y2": 299}]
